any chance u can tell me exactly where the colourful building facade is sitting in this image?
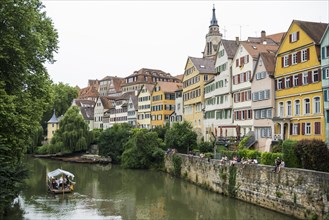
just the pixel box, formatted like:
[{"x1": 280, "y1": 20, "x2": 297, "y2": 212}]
[{"x1": 274, "y1": 20, "x2": 328, "y2": 141}]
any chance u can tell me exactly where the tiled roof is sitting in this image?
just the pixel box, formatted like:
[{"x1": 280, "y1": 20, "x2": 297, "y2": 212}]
[
  {"x1": 74, "y1": 99, "x2": 95, "y2": 107},
  {"x1": 116, "y1": 91, "x2": 135, "y2": 101},
  {"x1": 294, "y1": 20, "x2": 328, "y2": 44},
  {"x1": 221, "y1": 39, "x2": 239, "y2": 59},
  {"x1": 100, "y1": 76, "x2": 125, "y2": 93},
  {"x1": 241, "y1": 42, "x2": 278, "y2": 59},
  {"x1": 99, "y1": 96, "x2": 113, "y2": 109},
  {"x1": 189, "y1": 57, "x2": 216, "y2": 74},
  {"x1": 156, "y1": 81, "x2": 183, "y2": 93},
  {"x1": 174, "y1": 74, "x2": 184, "y2": 82},
  {"x1": 129, "y1": 95, "x2": 138, "y2": 110},
  {"x1": 78, "y1": 85, "x2": 99, "y2": 99},
  {"x1": 80, "y1": 107, "x2": 94, "y2": 120},
  {"x1": 260, "y1": 52, "x2": 276, "y2": 75},
  {"x1": 126, "y1": 68, "x2": 173, "y2": 79},
  {"x1": 267, "y1": 32, "x2": 286, "y2": 44},
  {"x1": 144, "y1": 84, "x2": 155, "y2": 93}
]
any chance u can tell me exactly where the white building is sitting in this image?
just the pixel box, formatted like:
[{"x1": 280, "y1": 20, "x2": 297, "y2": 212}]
[
  {"x1": 169, "y1": 87, "x2": 183, "y2": 126},
  {"x1": 204, "y1": 39, "x2": 239, "y2": 140},
  {"x1": 137, "y1": 84, "x2": 154, "y2": 129},
  {"x1": 127, "y1": 94, "x2": 138, "y2": 127},
  {"x1": 94, "y1": 96, "x2": 113, "y2": 129}
]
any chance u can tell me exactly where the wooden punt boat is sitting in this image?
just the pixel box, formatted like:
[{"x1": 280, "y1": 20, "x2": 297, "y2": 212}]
[{"x1": 47, "y1": 168, "x2": 76, "y2": 194}]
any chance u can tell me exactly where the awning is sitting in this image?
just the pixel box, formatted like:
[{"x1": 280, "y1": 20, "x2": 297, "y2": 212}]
[{"x1": 47, "y1": 168, "x2": 75, "y2": 179}]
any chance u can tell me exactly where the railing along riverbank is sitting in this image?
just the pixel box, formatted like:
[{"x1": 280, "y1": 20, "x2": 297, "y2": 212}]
[{"x1": 164, "y1": 153, "x2": 329, "y2": 220}]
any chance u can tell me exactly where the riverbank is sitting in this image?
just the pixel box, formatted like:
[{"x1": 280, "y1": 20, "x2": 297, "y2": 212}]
[
  {"x1": 165, "y1": 153, "x2": 329, "y2": 220},
  {"x1": 33, "y1": 153, "x2": 112, "y2": 164}
]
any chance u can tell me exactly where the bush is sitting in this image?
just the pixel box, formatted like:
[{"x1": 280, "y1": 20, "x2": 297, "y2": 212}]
[
  {"x1": 36, "y1": 145, "x2": 49, "y2": 155},
  {"x1": 260, "y1": 152, "x2": 283, "y2": 165},
  {"x1": 219, "y1": 149, "x2": 235, "y2": 160},
  {"x1": 282, "y1": 140, "x2": 300, "y2": 168},
  {"x1": 198, "y1": 141, "x2": 213, "y2": 153},
  {"x1": 295, "y1": 139, "x2": 329, "y2": 172},
  {"x1": 238, "y1": 135, "x2": 252, "y2": 149},
  {"x1": 204, "y1": 152, "x2": 214, "y2": 159}
]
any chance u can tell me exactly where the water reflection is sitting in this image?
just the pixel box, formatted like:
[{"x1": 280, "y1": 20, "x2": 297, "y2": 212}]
[{"x1": 6, "y1": 156, "x2": 296, "y2": 219}]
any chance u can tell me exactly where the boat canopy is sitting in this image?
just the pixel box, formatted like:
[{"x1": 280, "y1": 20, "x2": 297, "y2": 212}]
[{"x1": 47, "y1": 169, "x2": 75, "y2": 179}]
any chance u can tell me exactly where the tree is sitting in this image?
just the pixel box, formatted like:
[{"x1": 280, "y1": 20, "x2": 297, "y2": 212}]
[
  {"x1": 41, "y1": 82, "x2": 79, "y2": 131},
  {"x1": 98, "y1": 123, "x2": 132, "y2": 163},
  {"x1": 50, "y1": 106, "x2": 92, "y2": 153},
  {"x1": 121, "y1": 129, "x2": 165, "y2": 169},
  {"x1": 0, "y1": 0, "x2": 58, "y2": 216},
  {"x1": 164, "y1": 121, "x2": 197, "y2": 153}
]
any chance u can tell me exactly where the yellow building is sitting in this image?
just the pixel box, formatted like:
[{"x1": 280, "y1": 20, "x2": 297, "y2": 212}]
[
  {"x1": 274, "y1": 20, "x2": 328, "y2": 141},
  {"x1": 47, "y1": 110, "x2": 60, "y2": 143},
  {"x1": 182, "y1": 57, "x2": 216, "y2": 137},
  {"x1": 151, "y1": 81, "x2": 182, "y2": 128}
]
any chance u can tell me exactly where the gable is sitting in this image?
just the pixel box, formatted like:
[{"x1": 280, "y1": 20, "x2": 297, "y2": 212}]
[{"x1": 277, "y1": 22, "x2": 316, "y2": 55}]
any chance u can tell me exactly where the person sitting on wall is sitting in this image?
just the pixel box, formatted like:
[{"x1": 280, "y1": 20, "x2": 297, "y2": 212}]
[{"x1": 273, "y1": 157, "x2": 282, "y2": 173}]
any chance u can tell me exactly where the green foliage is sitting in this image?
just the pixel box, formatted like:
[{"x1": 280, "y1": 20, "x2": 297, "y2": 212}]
[
  {"x1": 228, "y1": 166, "x2": 237, "y2": 197},
  {"x1": 282, "y1": 140, "x2": 300, "y2": 168},
  {"x1": 271, "y1": 140, "x2": 283, "y2": 153},
  {"x1": 172, "y1": 154, "x2": 182, "y2": 177},
  {"x1": 151, "y1": 124, "x2": 169, "y2": 142},
  {"x1": 90, "y1": 129, "x2": 102, "y2": 145},
  {"x1": 204, "y1": 152, "x2": 214, "y2": 159},
  {"x1": 0, "y1": 0, "x2": 58, "y2": 216},
  {"x1": 198, "y1": 141, "x2": 213, "y2": 153},
  {"x1": 237, "y1": 149, "x2": 261, "y2": 160},
  {"x1": 219, "y1": 149, "x2": 235, "y2": 160},
  {"x1": 238, "y1": 135, "x2": 252, "y2": 149},
  {"x1": 295, "y1": 139, "x2": 329, "y2": 172},
  {"x1": 98, "y1": 123, "x2": 132, "y2": 163},
  {"x1": 260, "y1": 152, "x2": 283, "y2": 165},
  {"x1": 50, "y1": 106, "x2": 92, "y2": 153},
  {"x1": 121, "y1": 129, "x2": 165, "y2": 169},
  {"x1": 165, "y1": 121, "x2": 197, "y2": 153}
]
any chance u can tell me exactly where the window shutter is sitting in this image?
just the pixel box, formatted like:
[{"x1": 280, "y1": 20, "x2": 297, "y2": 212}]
[
  {"x1": 297, "y1": 51, "x2": 301, "y2": 63},
  {"x1": 244, "y1": 72, "x2": 247, "y2": 81},
  {"x1": 324, "y1": 69, "x2": 327, "y2": 80},
  {"x1": 319, "y1": 68, "x2": 322, "y2": 82},
  {"x1": 322, "y1": 47, "x2": 325, "y2": 59},
  {"x1": 289, "y1": 34, "x2": 292, "y2": 43},
  {"x1": 281, "y1": 57, "x2": 284, "y2": 68},
  {"x1": 288, "y1": 54, "x2": 292, "y2": 65},
  {"x1": 308, "y1": 71, "x2": 312, "y2": 83},
  {"x1": 240, "y1": 57, "x2": 244, "y2": 66},
  {"x1": 244, "y1": 110, "x2": 247, "y2": 119},
  {"x1": 282, "y1": 78, "x2": 285, "y2": 89},
  {"x1": 242, "y1": 92, "x2": 245, "y2": 102},
  {"x1": 324, "y1": 90, "x2": 328, "y2": 102},
  {"x1": 238, "y1": 75, "x2": 240, "y2": 83},
  {"x1": 302, "y1": 123, "x2": 305, "y2": 135},
  {"x1": 297, "y1": 123, "x2": 300, "y2": 135},
  {"x1": 245, "y1": 91, "x2": 248, "y2": 100},
  {"x1": 298, "y1": 74, "x2": 302, "y2": 86},
  {"x1": 297, "y1": 31, "x2": 300, "y2": 41},
  {"x1": 315, "y1": 122, "x2": 320, "y2": 135},
  {"x1": 290, "y1": 75, "x2": 293, "y2": 87},
  {"x1": 236, "y1": 59, "x2": 239, "y2": 67},
  {"x1": 247, "y1": 55, "x2": 249, "y2": 63},
  {"x1": 233, "y1": 111, "x2": 236, "y2": 120},
  {"x1": 290, "y1": 123, "x2": 293, "y2": 135}
]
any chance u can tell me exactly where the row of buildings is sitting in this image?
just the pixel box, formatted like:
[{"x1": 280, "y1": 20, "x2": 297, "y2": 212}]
[{"x1": 49, "y1": 6, "x2": 329, "y2": 151}]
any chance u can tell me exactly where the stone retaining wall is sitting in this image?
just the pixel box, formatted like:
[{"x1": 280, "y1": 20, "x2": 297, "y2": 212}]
[{"x1": 164, "y1": 153, "x2": 329, "y2": 220}]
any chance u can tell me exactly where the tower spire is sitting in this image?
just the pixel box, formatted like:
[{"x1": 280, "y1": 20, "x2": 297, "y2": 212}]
[{"x1": 210, "y1": 4, "x2": 218, "y2": 27}]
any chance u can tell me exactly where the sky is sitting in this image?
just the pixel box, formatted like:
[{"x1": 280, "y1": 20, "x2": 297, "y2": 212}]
[{"x1": 41, "y1": 0, "x2": 329, "y2": 88}]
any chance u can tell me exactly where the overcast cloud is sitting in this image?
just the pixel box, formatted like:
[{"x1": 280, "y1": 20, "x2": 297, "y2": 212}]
[{"x1": 41, "y1": 1, "x2": 329, "y2": 88}]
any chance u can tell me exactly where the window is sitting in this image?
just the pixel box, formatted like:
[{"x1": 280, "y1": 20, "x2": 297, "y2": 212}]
[
  {"x1": 267, "y1": 109, "x2": 272, "y2": 118},
  {"x1": 301, "y1": 49, "x2": 308, "y2": 62},
  {"x1": 322, "y1": 45, "x2": 329, "y2": 59},
  {"x1": 293, "y1": 74, "x2": 299, "y2": 87},
  {"x1": 261, "y1": 109, "x2": 266, "y2": 118},
  {"x1": 283, "y1": 55, "x2": 289, "y2": 67},
  {"x1": 302, "y1": 72, "x2": 308, "y2": 85},
  {"x1": 292, "y1": 124, "x2": 299, "y2": 135},
  {"x1": 264, "y1": 90, "x2": 270, "y2": 100},
  {"x1": 304, "y1": 98, "x2": 310, "y2": 115},
  {"x1": 204, "y1": 75, "x2": 208, "y2": 81},
  {"x1": 325, "y1": 68, "x2": 329, "y2": 79},
  {"x1": 260, "y1": 127, "x2": 271, "y2": 138},
  {"x1": 277, "y1": 79, "x2": 283, "y2": 89},
  {"x1": 291, "y1": 31, "x2": 299, "y2": 42},
  {"x1": 285, "y1": 77, "x2": 291, "y2": 88},
  {"x1": 278, "y1": 102, "x2": 284, "y2": 117},
  {"x1": 287, "y1": 101, "x2": 292, "y2": 116},
  {"x1": 305, "y1": 122, "x2": 311, "y2": 135},
  {"x1": 294, "y1": 100, "x2": 300, "y2": 116},
  {"x1": 312, "y1": 70, "x2": 319, "y2": 83},
  {"x1": 313, "y1": 97, "x2": 320, "y2": 114},
  {"x1": 255, "y1": 110, "x2": 260, "y2": 119},
  {"x1": 292, "y1": 53, "x2": 297, "y2": 65}
]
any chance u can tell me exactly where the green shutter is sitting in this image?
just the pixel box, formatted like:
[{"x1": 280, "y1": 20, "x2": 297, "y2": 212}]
[{"x1": 325, "y1": 90, "x2": 328, "y2": 102}]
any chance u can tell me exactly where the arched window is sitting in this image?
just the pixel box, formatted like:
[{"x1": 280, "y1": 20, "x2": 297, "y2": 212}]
[
  {"x1": 304, "y1": 98, "x2": 310, "y2": 115},
  {"x1": 313, "y1": 97, "x2": 320, "y2": 114},
  {"x1": 294, "y1": 100, "x2": 300, "y2": 116}
]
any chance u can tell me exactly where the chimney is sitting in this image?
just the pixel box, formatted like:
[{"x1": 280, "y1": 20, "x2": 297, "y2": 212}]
[
  {"x1": 261, "y1": 30, "x2": 266, "y2": 43},
  {"x1": 235, "y1": 37, "x2": 239, "y2": 45}
]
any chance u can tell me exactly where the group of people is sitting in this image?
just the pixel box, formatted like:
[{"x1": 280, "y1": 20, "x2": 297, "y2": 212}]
[
  {"x1": 273, "y1": 157, "x2": 285, "y2": 173},
  {"x1": 51, "y1": 176, "x2": 70, "y2": 190}
]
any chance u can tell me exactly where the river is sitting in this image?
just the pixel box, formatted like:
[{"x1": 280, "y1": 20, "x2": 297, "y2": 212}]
[{"x1": 5, "y1": 156, "x2": 297, "y2": 219}]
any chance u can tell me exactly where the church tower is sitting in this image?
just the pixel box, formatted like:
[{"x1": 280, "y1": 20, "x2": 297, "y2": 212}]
[{"x1": 203, "y1": 5, "x2": 222, "y2": 59}]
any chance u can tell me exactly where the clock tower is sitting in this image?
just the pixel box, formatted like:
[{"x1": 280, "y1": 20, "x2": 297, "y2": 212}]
[{"x1": 203, "y1": 5, "x2": 222, "y2": 59}]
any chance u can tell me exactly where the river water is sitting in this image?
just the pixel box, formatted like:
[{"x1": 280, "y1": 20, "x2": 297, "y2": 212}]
[{"x1": 6, "y1": 156, "x2": 296, "y2": 219}]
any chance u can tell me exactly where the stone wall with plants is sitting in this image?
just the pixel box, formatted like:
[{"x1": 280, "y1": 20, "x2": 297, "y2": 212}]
[{"x1": 164, "y1": 153, "x2": 329, "y2": 220}]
